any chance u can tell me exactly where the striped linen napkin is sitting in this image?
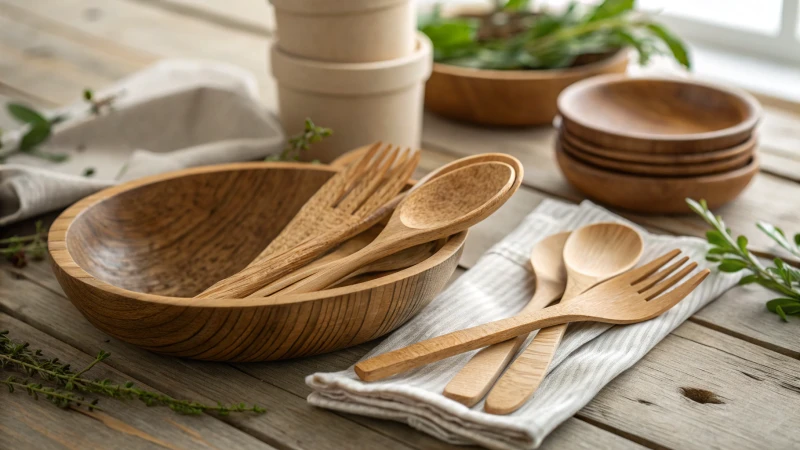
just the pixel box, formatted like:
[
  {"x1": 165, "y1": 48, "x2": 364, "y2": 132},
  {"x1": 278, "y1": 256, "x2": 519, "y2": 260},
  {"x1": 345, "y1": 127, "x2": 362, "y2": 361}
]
[{"x1": 306, "y1": 199, "x2": 741, "y2": 450}]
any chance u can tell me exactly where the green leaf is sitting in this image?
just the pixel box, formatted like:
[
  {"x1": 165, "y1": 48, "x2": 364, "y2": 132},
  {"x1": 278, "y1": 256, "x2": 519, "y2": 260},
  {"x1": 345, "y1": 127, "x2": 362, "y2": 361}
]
[
  {"x1": 83, "y1": 89, "x2": 94, "y2": 101},
  {"x1": 718, "y1": 259, "x2": 749, "y2": 273},
  {"x1": 420, "y1": 19, "x2": 479, "y2": 61},
  {"x1": 7, "y1": 103, "x2": 48, "y2": 125},
  {"x1": 705, "y1": 230, "x2": 729, "y2": 249},
  {"x1": 612, "y1": 29, "x2": 650, "y2": 66},
  {"x1": 795, "y1": 233, "x2": 800, "y2": 247},
  {"x1": 737, "y1": 235, "x2": 749, "y2": 253},
  {"x1": 646, "y1": 23, "x2": 691, "y2": 69},
  {"x1": 776, "y1": 305, "x2": 788, "y2": 321},
  {"x1": 588, "y1": 0, "x2": 635, "y2": 22},
  {"x1": 503, "y1": 0, "x2": 530, "y2": 11},
  {"x1": 738, "y1": 274, "x2": 759, "y2": 285},
  {"x1": 18, "y1": 123, "x2": 52, "y2": 152}
]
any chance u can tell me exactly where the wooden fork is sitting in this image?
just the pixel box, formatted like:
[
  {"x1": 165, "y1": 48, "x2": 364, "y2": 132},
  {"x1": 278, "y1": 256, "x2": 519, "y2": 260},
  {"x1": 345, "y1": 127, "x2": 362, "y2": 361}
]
[
  {"x1": 196, "y1": 144, "x2": 420, "y2": 299},
  {"x1": 354, "y1": 249, "x2": 710, "y2": 381}
]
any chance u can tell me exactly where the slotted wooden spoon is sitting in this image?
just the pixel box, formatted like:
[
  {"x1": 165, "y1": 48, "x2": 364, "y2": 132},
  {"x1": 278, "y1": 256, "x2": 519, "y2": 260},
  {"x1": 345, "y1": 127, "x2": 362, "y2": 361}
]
[
  {"x1": 354, "y1": 249, "x2": 709, "y2": 381},
  {"x1": 443, "y1": 231, "x2": 570, "y2": 407},
  {"x1": 276, "y1": 162, "x2": 519, "y2": 295},
  {"x1": 484, "y1": 222, "x2": 643, "y2": 414}
]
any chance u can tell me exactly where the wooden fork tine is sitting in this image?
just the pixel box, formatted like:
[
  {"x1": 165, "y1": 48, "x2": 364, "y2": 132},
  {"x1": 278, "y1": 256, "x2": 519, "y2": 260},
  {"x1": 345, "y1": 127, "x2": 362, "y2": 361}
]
[
  {"x1": 648, "y1": 269, "x2": 710, "y2": 310},
  {"x1": 314, "y1": 142, "x2": 384, "y2": 207},
  {"x1": 356, "y1": 148, "x2": 420, "y2": 216},
  {"x1": 634, "y1": 256, "x2": 689, "y2": 291},
  {"x1": 622, "y1": 249, "x2": 682, "y2": 284},
  {"x1": 336, "y1": 146, "x2": 399, "y2": 212},
  {"x1": 641, "y1": 261, "x2": 698, "y2": 300},
  {"x1": 341, "y1": 142, "x2": 386, "y2": 194}
]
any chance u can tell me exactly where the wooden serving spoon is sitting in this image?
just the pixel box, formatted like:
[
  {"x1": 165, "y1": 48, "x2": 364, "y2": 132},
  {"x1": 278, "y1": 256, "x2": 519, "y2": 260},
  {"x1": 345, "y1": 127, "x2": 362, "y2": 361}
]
[
  {"x1": 276, "y1": 162, "x2": 519, "y2": 295},
  {"x1": 443, "y1": 232, "x2": 570, "y2": 407},
  {"x1": 354, "y1": 249, "x2": 708, "y2": 382},
  {"x1": 483, "y1": 222, "x2": 643, "y2": 414}
]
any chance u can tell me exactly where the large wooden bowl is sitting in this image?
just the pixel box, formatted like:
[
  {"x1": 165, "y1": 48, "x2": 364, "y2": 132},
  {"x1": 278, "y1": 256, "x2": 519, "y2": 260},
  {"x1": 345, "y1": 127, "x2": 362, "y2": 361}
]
[
  {"x1": 48, "y1": 163, "x2": 466, "y2": 361},
  {"x1": 424, "y1": 50, "x2": 628, "y2": 126},
  {"x1": 555, "y1": 142, "x2": 759, "y2": 214},
  {"x1": 558, "y1": 75, "x2": 761, "y2": 153}
]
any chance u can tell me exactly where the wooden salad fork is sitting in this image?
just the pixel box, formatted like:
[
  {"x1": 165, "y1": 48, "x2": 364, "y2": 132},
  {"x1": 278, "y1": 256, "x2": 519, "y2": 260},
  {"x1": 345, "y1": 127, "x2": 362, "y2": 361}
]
[
  {"x1": 196, "y1": 144, "x2": 420, "y2": 299},
  {"x1": 354, "y1": 249, "x2": 710, "y2": 382}
]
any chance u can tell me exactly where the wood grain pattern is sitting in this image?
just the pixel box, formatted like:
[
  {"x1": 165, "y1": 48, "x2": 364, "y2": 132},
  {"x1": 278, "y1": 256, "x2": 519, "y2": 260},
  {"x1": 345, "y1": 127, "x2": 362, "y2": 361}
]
[
  {"x1": 48, "y1": 162, "x2": 466, "y2": 361},
  {"x1": 556, "y1": 142, "x2": 759, "y2": 214},
  {"x1": 484, "y1": 223, "x2": 643, "y2": 414},
  {"x1": 279, "y1": 162, "x2": 520, "y2": 295},
  {"x1": 355, "y1": 250, "x2": 709, "y2": 381},
  {"x1": 558, "y1": 75, "x2": 761, "y2": 152},
  {"x1": 424, "y1": 50, "x2": 628, "y2": 126},
  {"x1": 442, "y1": 232, "x2": 569, "y2": 407}
]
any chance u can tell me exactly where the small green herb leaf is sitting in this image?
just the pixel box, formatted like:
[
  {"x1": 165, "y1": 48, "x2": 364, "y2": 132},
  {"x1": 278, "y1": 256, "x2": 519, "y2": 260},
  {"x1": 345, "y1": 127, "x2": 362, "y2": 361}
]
[
  {"x1": 646, "y1": 23, "x2": 691, "y2": 69},
  {"x1": 7, "y1": 103, "x2": 48, "y2": 125},
  {"x1": 718, "y1": 259, "x2": 749, "y2": 273},
  {"x1": 19, "y1": 123, "x2": 52, "y2": 152},
  {"x1": 588, "y1": 0, "x2": 635, "y2": 22}
]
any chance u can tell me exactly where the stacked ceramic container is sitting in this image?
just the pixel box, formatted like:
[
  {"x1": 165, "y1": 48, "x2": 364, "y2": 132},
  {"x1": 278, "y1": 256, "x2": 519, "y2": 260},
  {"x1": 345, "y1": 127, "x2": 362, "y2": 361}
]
[
  {"x1": 269, "y1": 0, "x2": 432, "y2": 162},
  {"x1": 554, "y1": 75, "x2": 762, "y2": 214}
]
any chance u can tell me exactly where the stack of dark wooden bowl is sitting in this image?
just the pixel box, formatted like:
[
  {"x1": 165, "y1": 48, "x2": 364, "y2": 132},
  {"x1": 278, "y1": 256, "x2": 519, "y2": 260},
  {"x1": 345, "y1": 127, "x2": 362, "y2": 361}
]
[{"x1": 555, "y1": 75, "x2": 762, "y2": 214}]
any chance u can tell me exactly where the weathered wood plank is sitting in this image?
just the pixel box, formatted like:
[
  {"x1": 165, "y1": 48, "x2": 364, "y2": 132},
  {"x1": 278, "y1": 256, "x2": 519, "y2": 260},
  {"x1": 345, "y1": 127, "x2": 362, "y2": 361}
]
[
  {"x1": 0, "y1": 273, "x2": 419, "y2": 450},
  {"x1": 130, "y1": 0, "x2": 274, "y2": 35},
  {"x1": 0, "y1": 312, "x2": 277, "y2": 450}
]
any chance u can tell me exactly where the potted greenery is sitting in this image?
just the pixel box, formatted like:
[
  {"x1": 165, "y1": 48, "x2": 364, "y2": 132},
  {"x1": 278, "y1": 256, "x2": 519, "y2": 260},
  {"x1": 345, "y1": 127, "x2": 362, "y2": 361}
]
[{"x1": 419, "y1": 0, "x2": 690, "y2": 126}]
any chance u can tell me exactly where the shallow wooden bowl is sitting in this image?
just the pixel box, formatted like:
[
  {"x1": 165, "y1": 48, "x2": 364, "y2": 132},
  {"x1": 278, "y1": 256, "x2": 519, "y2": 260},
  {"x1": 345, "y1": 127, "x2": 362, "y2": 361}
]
[
  {"x1": 424, "y1": 50, "x2": 628, "y2": 126},
  {"x1": 558, "y1": 75, "x2": 761, "y2": 153},
  {"x1": 48, "y1": 163, "x2": 467, "y2": 361},
  {"x1": 555, "y1": 142, "x2": 759, "y2": 214},
  {"x1": 561, "y1": 128, "x2": 757, "y2": 165},
  {"x1": 560, "y1": 138, "x2": 754, "y2": 177}
]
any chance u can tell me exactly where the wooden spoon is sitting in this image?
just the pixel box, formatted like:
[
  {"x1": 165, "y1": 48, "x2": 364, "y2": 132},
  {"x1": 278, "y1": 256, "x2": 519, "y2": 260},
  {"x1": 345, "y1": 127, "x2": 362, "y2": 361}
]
[
  {"x1": 354, "y1": 249, "x2": 708, "y2": 382},
  {"x1": 483, "y1": 222, "x2": 643, "y2": 414},
  {"x1": 275, "y1": 162, "x2": 519, "y2": 295},
  {"x1": 443, "y1": 232, "x2": 570, "y2": 407}
]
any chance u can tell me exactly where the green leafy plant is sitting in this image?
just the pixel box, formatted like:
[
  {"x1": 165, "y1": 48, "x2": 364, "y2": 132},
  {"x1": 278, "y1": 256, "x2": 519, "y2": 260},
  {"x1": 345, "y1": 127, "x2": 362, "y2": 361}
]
[
  {"x1": 266, "y1": 118, "x2": 332, "y2": 162},
  {"x1": 0, "y1": 221, "x2": 47, "y2": 268},
  {"x1": 419, "y1": 0, "x2": 690, "y2": 70},
  {"x1": 687, "y1": 198, "x2": 800, "y2": 321},
  {"x1": 1, "y1": 330, "x2": 265, "y2": 415}
]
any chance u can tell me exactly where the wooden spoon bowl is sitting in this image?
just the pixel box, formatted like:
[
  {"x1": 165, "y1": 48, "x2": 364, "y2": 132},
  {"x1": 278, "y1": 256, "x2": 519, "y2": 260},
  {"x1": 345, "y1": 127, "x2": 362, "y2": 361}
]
[
  {"x1": 555, "y1": 142, "x2": 759, "y2": 214},
  {"x1": 48, "y1": 162, "x2": 467, "y2": 361},
  {"x1": 558, "y1": 75, "x2": 761, "y2": 153}
]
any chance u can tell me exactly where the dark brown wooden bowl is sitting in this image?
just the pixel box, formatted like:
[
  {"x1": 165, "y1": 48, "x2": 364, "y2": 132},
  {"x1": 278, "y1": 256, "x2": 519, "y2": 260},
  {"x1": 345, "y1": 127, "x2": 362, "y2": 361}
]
[
  {"x1": 424, "y1": 50, "x2": 629, "y2": 126},
  {"x1": 558, "y1": 75, "x2": 761, "y2": 153},
  {"x1": 555, "y1": 141, "x2": 759, "y2": 214},
  {"x1": 48, "y1": 163, "x2": 466, "y2": 361}
]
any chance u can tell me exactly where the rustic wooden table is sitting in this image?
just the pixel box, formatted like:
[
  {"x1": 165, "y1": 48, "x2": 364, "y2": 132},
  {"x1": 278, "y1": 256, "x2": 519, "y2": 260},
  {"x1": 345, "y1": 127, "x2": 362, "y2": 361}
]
[{"x1": 2, "y1": 1, "x2": 799, "y2": 449}]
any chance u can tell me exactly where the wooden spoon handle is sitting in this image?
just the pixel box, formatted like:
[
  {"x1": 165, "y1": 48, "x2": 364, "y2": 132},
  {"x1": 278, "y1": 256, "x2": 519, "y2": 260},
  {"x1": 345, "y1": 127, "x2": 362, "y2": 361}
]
[
  {"x1": 277, "y1": 244, "x2": 386, "y2": 295},
  {"x1": 442, "y1": 286, "x2": 562, "y2": 406},
  {"x1": 354, "y1": 303, "x2": 579, "y2": 382},
  {"x1": 483, "y1": 323, "x2": 568, "y2": 414}
]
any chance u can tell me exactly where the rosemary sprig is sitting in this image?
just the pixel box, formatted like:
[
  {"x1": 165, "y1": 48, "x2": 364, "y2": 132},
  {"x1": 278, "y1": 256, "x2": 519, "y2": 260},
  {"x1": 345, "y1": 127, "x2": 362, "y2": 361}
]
[
  {"x1": 0, "y1": 220, "x2": 48, "y2": 268},
  {"x1": 687, "y1": 198, "x2": 800, "y2": 321},
  {"x1": 1, "y1": 330, "x2": 266, "y2": 415},
  {"x1": 266, "y1": 118, "x2": 332, "y2": 162}
]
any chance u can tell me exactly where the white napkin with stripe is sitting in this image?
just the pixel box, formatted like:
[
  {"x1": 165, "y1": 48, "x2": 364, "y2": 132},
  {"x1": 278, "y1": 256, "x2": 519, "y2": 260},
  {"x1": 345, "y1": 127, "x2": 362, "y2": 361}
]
[
  {"x1": 0, "y1": 59, "x2": 284, "y2": 226},
  {"x1": 306, "y1": 199, "x2": 741, "y2": 450}
]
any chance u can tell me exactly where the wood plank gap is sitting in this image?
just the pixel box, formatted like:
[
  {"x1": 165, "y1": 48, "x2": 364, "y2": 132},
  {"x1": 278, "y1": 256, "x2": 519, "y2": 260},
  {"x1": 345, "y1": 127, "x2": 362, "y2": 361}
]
[
  {"x1": 124, "y1": 0, "x2": 273, "y2": 38},
  {"x1": 574, "y1": 415, "x2": 672, "y2": 450},
  {"x1": 687, "y1": 316, "x2": 800, "y2": 360}
]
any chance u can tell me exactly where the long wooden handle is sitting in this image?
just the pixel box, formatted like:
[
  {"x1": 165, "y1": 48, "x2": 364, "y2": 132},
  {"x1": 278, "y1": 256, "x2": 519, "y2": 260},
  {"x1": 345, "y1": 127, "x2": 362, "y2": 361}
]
[
  {"x1": 277, "y1": 243, "x2": 386, "y2": 295},
  {"x1": 483, "y1": 323, "x2": 567, "y2": 414},
  {"x1": 354, "y1": 303, "x2": 580, "y2": 382},
  {"x1": 442, "y1": 286, "x2": 562, "y2": 406}
]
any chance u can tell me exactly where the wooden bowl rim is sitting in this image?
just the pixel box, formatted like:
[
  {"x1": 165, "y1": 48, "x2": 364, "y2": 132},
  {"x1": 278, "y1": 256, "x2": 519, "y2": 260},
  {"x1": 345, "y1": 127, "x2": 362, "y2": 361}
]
[
  {"x1": 559, "y1": 126, "x2": 758, "y2": 164},
  {"x1": 431, "y1": 49, "x2": 629, "y2": 80},
  {"x1": 557, "y1": 74, "x2": 762, "y2": 143},
  {"x1": 556, "y1": 140, "x2": 760, "y2": 182},
  {"x1": 49, "y1": 162, "x2": 468, "y2": 308}
]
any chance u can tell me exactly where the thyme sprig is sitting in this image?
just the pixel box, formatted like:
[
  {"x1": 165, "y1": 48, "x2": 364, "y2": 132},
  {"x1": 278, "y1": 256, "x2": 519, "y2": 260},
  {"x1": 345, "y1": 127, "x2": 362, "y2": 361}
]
[
  {"x1": 687, "y1": 198, "x2": 800, "y2": 321},
  {"x1": 0, "y1": 220, "x2": 48, "y2": 268},
  {"x1": 1, "y1": 330, "x2": 266, "y2": 415},
  {"x1": 266, "y1": 118, "x2": 332, "y2": 162}
]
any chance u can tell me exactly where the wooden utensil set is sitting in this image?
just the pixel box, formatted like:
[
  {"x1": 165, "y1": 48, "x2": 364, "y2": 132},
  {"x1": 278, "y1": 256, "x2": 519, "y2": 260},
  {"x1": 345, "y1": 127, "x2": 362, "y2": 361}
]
[
  {"x1": 356, "y1": 222, "x2": 710, "y2": 415},
  {"x1": 555, "y1": 75, "x2": 761, "y2": 214}
]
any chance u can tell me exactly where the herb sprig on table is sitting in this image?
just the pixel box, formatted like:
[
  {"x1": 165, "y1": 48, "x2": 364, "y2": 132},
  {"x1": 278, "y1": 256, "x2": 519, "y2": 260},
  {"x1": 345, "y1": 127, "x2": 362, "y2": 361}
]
[
  {"x1": 266, "y1": 118, "x2": 332, "y2": 162},
  {"x1": 687, "y1": 198, "x2": 800, "y2": 321},
  {"x1": 419, "y1": 0, "x2": 690, "y2": 70},
  {"x1": 1, "y1": 330, "x2": 265, "y2": 415},
  {"x1": 0, "y1": 221, "x2": 48, "y2": 268}
]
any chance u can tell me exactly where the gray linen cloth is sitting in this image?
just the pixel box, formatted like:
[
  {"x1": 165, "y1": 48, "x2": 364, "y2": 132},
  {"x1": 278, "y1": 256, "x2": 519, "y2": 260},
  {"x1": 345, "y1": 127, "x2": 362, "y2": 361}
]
[
  {"x1": 307, "y1": 199, "x2": 741, "y2": 450},
  {"x1": 0, "y1": 59, "x2": 284, "y2": 226}
]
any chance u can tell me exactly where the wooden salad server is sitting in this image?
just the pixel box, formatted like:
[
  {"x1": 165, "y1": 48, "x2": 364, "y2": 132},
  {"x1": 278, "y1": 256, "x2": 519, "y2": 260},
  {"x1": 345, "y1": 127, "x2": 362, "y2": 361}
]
[
  {"x1": 443, "y1": 231, "x2": 570, "y2": 407},
  {"x1": 484, "y1": 222, "x2": 644, "y2": 414},
  {"x1": 354, "y1": 249, "x2": 709, "y2": 382},
  {"x1": 196, "y1": 143, "x2": 419, "y2": 298},
  {"x1": 276, "y1": 161, "x2": 520, "y2": 295}
]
